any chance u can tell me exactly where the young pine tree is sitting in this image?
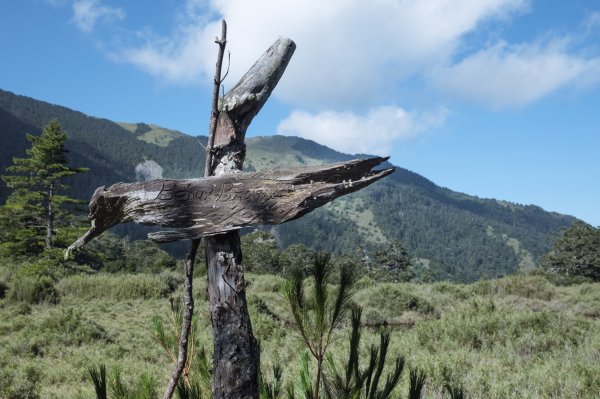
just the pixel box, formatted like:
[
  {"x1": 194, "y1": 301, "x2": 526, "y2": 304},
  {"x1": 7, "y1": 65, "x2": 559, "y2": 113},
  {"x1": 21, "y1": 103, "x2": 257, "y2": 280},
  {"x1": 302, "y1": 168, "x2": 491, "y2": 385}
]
[
  {"x1": 0, "y1": 120, "x2": 88, "y2": 257},
  {"x1": 283, "y1": 253, "x2": 356, "y2": 399}
]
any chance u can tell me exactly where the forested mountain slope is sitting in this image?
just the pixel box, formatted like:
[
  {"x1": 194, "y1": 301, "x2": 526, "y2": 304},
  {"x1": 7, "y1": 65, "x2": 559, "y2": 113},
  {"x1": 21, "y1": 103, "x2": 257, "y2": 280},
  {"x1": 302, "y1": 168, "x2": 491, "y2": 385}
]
[{"x1": 0, "y1": 88, "x2": 576, "y2": 281}]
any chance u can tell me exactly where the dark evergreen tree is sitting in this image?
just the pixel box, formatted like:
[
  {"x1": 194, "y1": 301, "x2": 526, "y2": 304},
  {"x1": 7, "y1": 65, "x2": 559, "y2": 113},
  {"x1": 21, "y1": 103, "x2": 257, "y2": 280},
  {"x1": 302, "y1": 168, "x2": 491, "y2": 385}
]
[
  {"x1": 540, "y1": 221, "x2": 600, "y2": 281},
  {"x1": 0, "y1": 120, "x2": 88, "y2": 257},
  {"x1": 241, "y1": 230, "x2": 282, "y2": 274},
  {"x1": 280, "y1": 243, "x2": 316, "y2": 276},
  {"x1": 372, "y1": 240, "x2": 415, "y2": 282}
]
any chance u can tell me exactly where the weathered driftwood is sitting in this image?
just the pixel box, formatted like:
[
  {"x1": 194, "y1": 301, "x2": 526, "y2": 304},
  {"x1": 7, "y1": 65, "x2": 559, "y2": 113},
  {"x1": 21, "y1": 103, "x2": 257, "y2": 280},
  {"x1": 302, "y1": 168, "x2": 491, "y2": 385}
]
[{"x1": 66, "y1": 157, "x2": 393, "y2": 255}]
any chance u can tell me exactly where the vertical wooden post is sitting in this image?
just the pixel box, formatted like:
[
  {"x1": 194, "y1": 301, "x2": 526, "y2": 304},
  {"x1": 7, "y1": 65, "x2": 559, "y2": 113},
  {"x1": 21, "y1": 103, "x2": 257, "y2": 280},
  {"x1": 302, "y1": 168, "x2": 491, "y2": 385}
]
[{"x1": 204, "y1": 36, "x2": 295, "y2": 398}]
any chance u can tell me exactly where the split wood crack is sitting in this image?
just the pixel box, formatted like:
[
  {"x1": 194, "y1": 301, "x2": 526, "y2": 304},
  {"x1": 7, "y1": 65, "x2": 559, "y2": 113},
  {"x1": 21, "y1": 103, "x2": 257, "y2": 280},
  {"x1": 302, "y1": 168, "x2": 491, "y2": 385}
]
[{"x1": 66, "y1": 156, "x2": 393, "y2": 257}]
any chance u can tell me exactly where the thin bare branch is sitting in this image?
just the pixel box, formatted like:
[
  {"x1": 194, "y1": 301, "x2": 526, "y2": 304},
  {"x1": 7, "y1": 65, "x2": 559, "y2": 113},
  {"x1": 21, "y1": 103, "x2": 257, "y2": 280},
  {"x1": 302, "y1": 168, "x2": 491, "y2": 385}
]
[
  {"x1": 162, "y1": 238, "x2": 200, "y2": 399},
  {"x1": 163, "y1": 19, "x2": 226, "y2": 399},
  {"x1": 221, "y1": 51, "x2": 231, "y2": 83},
  {"x1": 205, "y1": 19, "x2": 228, "y2": 178}
]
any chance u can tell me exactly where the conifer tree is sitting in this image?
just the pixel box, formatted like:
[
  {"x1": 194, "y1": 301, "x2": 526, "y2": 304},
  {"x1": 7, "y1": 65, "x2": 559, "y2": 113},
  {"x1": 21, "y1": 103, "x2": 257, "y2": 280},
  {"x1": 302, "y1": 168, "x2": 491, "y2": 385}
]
[
  {"x1": 0, "y1": 120, "x2": 88, "y2": 257},
  {"x1": 373, "y1": 240, "x2": 415, "y2": 282},
  {"x1": 541, "y1": 221, "x2": 600, "y2": 281},
  {"x1": 284, "y1": 253, "x2": 356, "y2": 399}
]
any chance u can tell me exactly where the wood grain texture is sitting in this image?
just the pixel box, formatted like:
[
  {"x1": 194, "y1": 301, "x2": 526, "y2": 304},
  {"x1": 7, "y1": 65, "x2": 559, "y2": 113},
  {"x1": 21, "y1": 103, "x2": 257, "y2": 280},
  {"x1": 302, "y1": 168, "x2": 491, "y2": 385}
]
[
  {"x1": 203, "y1": 36, "x2": 296, "y2": 399},
  {"x1": 208, "y1": 37, "x2": 296, "y2": 175},
  {"x1": 66, "y1": 157, "x2": 393, "y2": 255}
]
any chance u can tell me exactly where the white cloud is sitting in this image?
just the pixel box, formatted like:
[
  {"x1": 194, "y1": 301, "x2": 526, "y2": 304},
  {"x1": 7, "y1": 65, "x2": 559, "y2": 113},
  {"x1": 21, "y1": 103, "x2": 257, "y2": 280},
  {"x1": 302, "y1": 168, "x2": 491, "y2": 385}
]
[
  {"x1": 276, "y1": 106, "x2": 448, "y2": 155},
  {"x1": 103, "y1": 0, "x2": 600, "y2": 151},
  {"x1": 116, "y1": 27, "x2": 209, "y2": 84},
  {"x1": 115, "y1": 0, "x2": 528, "y2": 108},
  {"x1": 71, "y1": 0, "x2": 125, "y2": 33},
  {"x1": 582, "y1": 11, "x2": 600, "y2": 34},
  {"x1": 429, "y1": 40, "x2": 600, "y2": 108}
]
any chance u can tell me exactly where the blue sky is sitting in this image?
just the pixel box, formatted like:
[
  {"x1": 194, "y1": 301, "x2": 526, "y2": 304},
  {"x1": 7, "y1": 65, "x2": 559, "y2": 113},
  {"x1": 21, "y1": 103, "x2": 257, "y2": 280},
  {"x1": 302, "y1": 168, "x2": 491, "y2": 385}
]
[{"x1": 1, "y1": 0, "x2": 599, "y2": 226}]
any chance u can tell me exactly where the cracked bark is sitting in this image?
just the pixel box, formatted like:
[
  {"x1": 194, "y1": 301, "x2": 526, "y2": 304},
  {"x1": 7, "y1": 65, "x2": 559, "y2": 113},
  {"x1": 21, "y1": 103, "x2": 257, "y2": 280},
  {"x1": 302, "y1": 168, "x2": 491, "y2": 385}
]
[
  {"x1": 205, "y1": 36, "x2": 295, "y2": 399},
  {"x1": 65, "y1": 158, "x2": 393, "y2": 253}
]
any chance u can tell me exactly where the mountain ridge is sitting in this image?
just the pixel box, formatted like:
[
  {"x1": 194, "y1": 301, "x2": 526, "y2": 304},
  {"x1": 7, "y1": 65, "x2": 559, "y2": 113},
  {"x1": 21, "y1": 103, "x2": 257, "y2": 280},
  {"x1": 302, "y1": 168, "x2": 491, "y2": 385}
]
[{"x1": 0, "y1": 88, "x2": 576, "y2": 281}]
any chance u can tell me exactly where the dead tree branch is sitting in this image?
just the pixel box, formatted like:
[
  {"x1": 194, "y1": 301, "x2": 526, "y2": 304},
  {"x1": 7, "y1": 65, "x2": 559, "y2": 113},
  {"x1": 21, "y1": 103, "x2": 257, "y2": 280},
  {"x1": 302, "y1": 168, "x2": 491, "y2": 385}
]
[
  {"x1": 163, "y1": 19, "x2": 227, "y2": 399},
  {"x1": 205, "y1": 19, "x2": 228, "y2": 178},
  {"x1": 66, "y1": 158, "x2": 393, "y2": 253},
  {"x1": 161, "y1": 239, "x2": 199, "y2": 399}
]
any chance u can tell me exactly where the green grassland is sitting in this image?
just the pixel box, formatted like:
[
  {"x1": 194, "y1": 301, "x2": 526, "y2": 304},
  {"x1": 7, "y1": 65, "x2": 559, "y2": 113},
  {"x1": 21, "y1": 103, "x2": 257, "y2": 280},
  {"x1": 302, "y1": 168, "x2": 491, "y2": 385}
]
[
  {"x1": 244, "y1": 136, "x2": 332, "y2": 171},
  {"x1": 324, "y1": 198, "x2": 389, "y2": 245},
  {"x1": 118, "y1": 122, "x2": 186, "y2": 147},
  {"x1": 0, "y1": 267, "x2": 598, "y2": 398}
]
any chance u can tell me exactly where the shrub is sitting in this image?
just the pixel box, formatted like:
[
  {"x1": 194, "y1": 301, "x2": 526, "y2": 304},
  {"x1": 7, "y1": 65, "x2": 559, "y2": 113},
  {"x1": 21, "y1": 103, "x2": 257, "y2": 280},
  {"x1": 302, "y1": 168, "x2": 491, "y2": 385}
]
[
  {"x1": 247, "y1": 274, "x2": 285, "y2": 293},
  {"x1": 11, "y1": 303, "x2": 32, "y2": 316},
  {"x1": 535, "y1": 270, "x2": 595, "y2": 286},
  {"x1": 469, "y1": 275, "x2": 555, "y2": 301},
  {"x1": 431, "y1": 281, "x2": 470, "y2": 300},
  {"x1": 8, "y1": 276, "x2": 60, "y2": 304},
  {"x1": 242, "y1": 230, "x2": 283, "y2": 274},
  {"x1": 158, "y1": 271, "x2": 184, "y2": 293},
  {"x1": 75, "y1": 233, "x2": 177, "y2": 274},
  {"x1": 354, "y1": 283, "x2": 434, "y2": 324},
  {"x1": 0, "y1": 280, "x2": 7, "y2": 299},
  {"x1": 0, "y1": 365, "x2": 42, "y2": 399},
  {"x1": 541, "y1": 221, "x2": 600, "y2": 281},
  {"x1": 41, "y1": 308, "x2": 110, "y2": 346},
  {"x1": 57, "y1": 273, "x2": 172, "y2": 300},
  {"x1": 415, "y1": 298, "x2": 591, "y2": 354}
]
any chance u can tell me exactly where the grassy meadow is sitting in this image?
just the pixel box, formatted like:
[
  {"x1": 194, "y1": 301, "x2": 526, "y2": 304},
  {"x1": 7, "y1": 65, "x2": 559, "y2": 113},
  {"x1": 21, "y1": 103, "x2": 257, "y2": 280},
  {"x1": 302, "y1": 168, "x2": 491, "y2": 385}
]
[{"x1": 0, "y1": 266, "x2": 598, "y2": 398}]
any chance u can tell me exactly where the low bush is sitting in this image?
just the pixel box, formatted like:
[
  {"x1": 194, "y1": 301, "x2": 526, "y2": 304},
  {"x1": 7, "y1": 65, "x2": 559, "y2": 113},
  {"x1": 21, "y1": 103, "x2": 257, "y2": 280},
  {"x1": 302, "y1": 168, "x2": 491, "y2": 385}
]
[
  {"x1": 0, "y1": 280, "x2": 7, "y2": 299},
  {"x1": 7, "y1": 276, "x2": 60, "y2": 305},
  {"x1": 75, "y1": 233, "x2": 177, "y2": 274},
  {"x1": 0, "y1": 268, "x2": 596, "y2": 398},
  {"x1": 544, "y1": 273, "x2": 594, "y2": 287},
  {"x1": 8, "y1": 308, "x2": 110, "y2": 359},
  {"x1": 57, "y1": 273, "x2": 172, "y2": 300},
  {"x1": 40, "y1": 308, "x2": 110, "y2": 347},
  {"x1": 354, "y1": 283, "x2": 434, "y2": 324},
  {"x1": 158, "y1": 271, "x2": 184, "y2": 292},
  {"x1": 470, "y1": 275, "x2": 555, "y2": 301},
  {"x1": 0, "y1": 364, "x2": 42, "y2": 399},
  {"x1": 431, "y1": 281, "x2": 470, "y2": 299},
  {"x1": 11, "y1": 303, "x2": 32, "y2": 316},
  {"x1": 415, "y1": 297, "x2": 591, "y2": 354},
  {"x1": 247, "y1": 273, "x2": 285, "y2": 293}
]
